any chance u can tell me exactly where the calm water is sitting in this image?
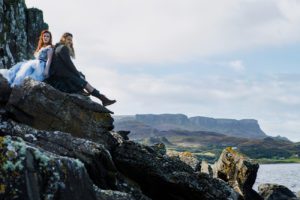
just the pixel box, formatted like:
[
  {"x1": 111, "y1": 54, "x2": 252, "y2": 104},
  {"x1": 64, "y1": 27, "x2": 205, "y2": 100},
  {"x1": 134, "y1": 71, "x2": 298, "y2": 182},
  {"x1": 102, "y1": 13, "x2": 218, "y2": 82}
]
[{"x1": 253, "y1": 163, "x2": 300, "y2": 193}]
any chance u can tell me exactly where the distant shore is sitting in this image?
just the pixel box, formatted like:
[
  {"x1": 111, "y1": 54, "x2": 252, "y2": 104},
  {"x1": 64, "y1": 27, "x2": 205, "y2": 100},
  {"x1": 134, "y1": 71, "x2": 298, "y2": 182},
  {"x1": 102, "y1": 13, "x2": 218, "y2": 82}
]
[{"x1": 255, "y1": 158, "x2": 300, "y2": 164}]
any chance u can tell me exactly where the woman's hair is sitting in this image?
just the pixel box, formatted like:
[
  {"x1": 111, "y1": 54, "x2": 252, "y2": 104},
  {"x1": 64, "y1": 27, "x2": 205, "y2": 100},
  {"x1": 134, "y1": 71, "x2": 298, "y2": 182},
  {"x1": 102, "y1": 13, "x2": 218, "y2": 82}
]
[
  {"x1": 60, "y1": 32, "x2": 75, "y2": 58},
  {"x1": 35, "y1": 30, "x2": 53, "y2": 52}
]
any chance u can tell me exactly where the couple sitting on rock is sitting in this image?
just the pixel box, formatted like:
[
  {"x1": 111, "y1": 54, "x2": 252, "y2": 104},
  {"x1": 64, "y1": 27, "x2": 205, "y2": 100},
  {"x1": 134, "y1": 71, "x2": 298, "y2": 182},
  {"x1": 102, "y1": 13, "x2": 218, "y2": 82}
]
[{"x1": 0, "y1": 30, "x2": 116, "y2": 107}]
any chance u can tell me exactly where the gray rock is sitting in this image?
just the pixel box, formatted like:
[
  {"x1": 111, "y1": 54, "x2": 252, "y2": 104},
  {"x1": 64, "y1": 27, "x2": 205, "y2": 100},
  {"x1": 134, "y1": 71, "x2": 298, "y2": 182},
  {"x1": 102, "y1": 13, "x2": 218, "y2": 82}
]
[
  {"x1": 201, "y1": 160, "x2": 213, "y2": 176},
  {"x1": 258, "y1": 184, "x2": 298, "y2": 200},
  {"x1": 212, "y1": 147, "x2": 262, "y2": 200},
  {"x1": 151, "y1": 142, "x2": 166, "y2": 155},
  {"x1": 113, "y1": 141, "x2": 239, "y2": 200},
  {"x1": 0, "y1": 74, "x2": 11, "y2": 104},
  {"x1": 6, "y1": 79, "x2": 116, "y2": 148},
  {"x1": 0, "y1": 0, "x2": 48, "y2": 69},
  {"x1": 0, "y1": 135, "x2": 98, "y2": 200},
  {"x1": 0, "y1": 118, "x2": 150, "y2": 200},
  {"x1": 167, "y1": 150, "x2": 200, "y2": 171}
]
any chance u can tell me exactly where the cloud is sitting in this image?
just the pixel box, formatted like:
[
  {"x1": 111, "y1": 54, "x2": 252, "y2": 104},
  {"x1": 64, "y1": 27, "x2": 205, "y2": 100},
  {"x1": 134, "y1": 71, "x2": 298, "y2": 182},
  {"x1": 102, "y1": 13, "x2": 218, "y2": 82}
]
[
  {"x1": 24, "y1": 0, "x2": 300, "y2": 141},
  {"x1": 228, "y1": 60, "x2": 245, "y2": 72},
  {"x1": 82, "y1": 65, "x2": 300, "y2": 140},
  {"x1": 25, "y1": 0, "x2": 300, "y2": 63}
]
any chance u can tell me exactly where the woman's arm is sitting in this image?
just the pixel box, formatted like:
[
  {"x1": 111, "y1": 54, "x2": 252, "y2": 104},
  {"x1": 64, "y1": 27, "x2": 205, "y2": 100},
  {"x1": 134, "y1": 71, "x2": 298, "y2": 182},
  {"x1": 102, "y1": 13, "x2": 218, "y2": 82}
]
[{"x1": 43, "y1": 48, "x2": 53, "y2": 78}]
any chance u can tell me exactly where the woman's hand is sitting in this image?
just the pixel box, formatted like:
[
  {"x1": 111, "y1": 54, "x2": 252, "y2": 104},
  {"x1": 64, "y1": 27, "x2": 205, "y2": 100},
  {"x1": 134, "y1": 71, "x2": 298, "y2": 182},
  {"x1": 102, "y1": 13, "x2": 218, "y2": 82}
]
[{"x1": 43, "y1": 71, "x2": 49, "y2": 78}]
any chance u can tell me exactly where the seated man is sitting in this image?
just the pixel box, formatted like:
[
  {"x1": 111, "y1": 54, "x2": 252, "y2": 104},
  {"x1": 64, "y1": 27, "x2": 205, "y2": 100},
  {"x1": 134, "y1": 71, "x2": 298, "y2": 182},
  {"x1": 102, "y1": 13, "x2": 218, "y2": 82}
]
[{"x1": 45, "y1": 32, "x2": 116, "y2": 107}]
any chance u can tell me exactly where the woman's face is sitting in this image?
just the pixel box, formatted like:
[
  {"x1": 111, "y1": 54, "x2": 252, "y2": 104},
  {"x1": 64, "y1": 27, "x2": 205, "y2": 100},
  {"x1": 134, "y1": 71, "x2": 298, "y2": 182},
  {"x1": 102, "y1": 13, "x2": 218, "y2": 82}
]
[
  {"x1": 43, "y1": 33, "x2": 51, "y2": 44},
  {"x1": 65, "y1": 36, "x2": 73, "y2": 46}
]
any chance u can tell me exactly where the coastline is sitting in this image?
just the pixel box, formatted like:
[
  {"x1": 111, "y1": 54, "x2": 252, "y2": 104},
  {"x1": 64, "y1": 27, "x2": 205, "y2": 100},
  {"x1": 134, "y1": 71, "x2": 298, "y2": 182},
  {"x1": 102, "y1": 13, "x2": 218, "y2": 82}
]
[{"x1": 255, "y1": 158, "x2": 300, "y2": 164}]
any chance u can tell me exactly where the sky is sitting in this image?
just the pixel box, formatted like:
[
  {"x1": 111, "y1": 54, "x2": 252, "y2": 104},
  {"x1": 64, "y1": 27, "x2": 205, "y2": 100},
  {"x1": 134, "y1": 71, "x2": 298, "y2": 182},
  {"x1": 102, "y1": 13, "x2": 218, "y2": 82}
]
[{"x1": 25, "y1": 0, "x2": 300, "y2": 141}]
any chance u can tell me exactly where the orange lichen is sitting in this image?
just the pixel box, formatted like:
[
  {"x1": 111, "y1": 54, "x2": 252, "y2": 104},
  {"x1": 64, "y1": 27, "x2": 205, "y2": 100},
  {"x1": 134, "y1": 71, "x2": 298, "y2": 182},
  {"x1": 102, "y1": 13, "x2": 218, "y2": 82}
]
[
  {"x1": 0, "y1": 184, "x2": 5, "y2": 194},
  {"x1": 181, "y1": 151, "x2": 193, "y2": 157}
]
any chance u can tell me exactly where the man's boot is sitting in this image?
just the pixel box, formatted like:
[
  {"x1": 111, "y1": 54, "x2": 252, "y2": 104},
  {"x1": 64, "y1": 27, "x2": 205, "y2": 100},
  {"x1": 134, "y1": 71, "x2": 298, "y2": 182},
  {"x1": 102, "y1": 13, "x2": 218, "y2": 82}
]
[{"x1": 90, "y1": 89, "x2": 116, "y2": 106}]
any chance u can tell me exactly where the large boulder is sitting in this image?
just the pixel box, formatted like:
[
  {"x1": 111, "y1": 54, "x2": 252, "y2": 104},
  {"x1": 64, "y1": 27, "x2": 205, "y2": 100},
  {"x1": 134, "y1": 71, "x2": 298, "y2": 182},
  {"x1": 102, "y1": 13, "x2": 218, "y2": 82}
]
[
  {"x1": 167, "y1": 150, "x2": 201, "y2": 171},
  {"x1": 0, "y1": 135, "x2": 98, "y2": 200},
  {"x1": 5, "y1": 79, "x2": 116, "y2": 148},
  {"x1": 0, "y1": 75, "x2": 11, "y2": 105},
  {"x1": 258, "y1": 184, "x2": 298, "y2": 200},
  {"x1": 0, "y1": 118, "x2": 150, "y2": 200},
  {"x1": 113, "y1": 140, "x2": 239, "y2": 200},
  {"x1": 212, "y1": 147, "x2": 262, "y2": 200}
]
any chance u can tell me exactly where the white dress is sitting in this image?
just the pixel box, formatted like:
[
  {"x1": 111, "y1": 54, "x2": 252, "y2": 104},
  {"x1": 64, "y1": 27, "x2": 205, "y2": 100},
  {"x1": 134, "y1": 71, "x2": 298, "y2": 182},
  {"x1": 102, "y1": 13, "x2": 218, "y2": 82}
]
[{"x1": 0, "y1": 46, "x2": 52, "y2": 86}]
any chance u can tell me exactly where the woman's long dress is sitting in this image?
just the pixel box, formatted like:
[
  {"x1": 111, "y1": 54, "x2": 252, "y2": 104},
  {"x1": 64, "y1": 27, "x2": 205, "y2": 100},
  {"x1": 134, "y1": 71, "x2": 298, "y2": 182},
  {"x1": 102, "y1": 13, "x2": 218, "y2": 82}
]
[{"x1": 0, "y1": 46, "x2": 52, "y2": 86}]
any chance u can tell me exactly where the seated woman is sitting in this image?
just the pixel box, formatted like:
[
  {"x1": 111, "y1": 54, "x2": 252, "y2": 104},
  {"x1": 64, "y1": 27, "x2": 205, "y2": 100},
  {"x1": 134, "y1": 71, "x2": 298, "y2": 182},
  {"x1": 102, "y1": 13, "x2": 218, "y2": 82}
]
[
  {"x1": 0, "y1": 30, "x2": 53, "y2": 86},
  {"x1": 45, "y1": 32, "x2": 116, "y2": 107}
]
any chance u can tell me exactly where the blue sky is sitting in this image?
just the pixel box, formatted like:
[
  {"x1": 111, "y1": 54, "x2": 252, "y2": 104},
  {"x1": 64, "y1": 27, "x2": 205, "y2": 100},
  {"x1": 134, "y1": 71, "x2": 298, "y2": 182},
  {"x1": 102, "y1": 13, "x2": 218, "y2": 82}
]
[{"x1": 25, "y1": 0, "x2": 300, "y2": 141}]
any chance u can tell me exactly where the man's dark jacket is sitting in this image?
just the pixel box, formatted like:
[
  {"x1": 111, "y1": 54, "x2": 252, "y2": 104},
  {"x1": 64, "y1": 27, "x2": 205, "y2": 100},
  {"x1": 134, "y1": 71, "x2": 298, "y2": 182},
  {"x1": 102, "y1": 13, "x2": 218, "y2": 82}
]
[{"x1": 49, "y1": 43, "x2": 80, "y2": 78}]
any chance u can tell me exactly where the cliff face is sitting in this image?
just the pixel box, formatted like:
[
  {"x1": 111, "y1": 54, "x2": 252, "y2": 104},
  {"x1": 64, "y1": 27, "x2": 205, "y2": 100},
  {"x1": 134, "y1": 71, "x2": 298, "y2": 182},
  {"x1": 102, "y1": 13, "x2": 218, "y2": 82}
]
[
  {"x1": 189, "y1": 116, "x2": 266, "y2": 138},
  {"x1": 117, "y1": 114, "x2": 267, "y2": 139},
  {"x1": 0, "y1": 0, "x2": 48, "y2": 69}
]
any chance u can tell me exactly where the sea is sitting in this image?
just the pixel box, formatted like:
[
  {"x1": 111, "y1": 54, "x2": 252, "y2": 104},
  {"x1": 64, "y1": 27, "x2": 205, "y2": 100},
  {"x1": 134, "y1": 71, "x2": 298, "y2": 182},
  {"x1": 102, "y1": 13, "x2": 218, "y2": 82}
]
[{"x1": 253, "y1": 163, "x2": 300, "y2": 193}]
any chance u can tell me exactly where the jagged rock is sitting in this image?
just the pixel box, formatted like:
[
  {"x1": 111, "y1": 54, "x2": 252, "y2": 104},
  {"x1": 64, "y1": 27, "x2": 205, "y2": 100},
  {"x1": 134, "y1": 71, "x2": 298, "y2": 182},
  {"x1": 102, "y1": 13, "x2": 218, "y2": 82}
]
[
  {"x1": 116, "y1": 130, "x2": 130, "y2": 141},
  {"x1": 0, "y1": 0, "x2": 48, "y2": 69},
  {"x1": 113, "y1": 141, "x2": 239, "y2": 200},
  {"x1": 0, "y1": 118, "x2": 150, "y2": 200},
  {"x1": 94, "y1": 186, "x2": 136, "y2": 200},
  {"x1": 258, "y1": 184, "x2": 298, "y2": 200},
  {"x1": 0, "y1": 75, "x2": 11, "y2": 104},
  {"x1": 5, "y1": 79, "x2": 116, "y2": 148},
  {"x1": 151, "y1": 142, "x2": 166, "y2": 155},
  {"x1": 212, "y1": 147, "x2": 262, "y2": 200},
  {"x1": 0, "y1": 135, "x2": 98, "y2": 200},
  {"x1": 167, "y1": 150, "x2": 200, "y2": 171},
  {"x1": 201, "y1": 160, "x2": 213, "y2": 176},
  {"x1": 26, "y1": 8, "x2": 48, "y2": 55}
]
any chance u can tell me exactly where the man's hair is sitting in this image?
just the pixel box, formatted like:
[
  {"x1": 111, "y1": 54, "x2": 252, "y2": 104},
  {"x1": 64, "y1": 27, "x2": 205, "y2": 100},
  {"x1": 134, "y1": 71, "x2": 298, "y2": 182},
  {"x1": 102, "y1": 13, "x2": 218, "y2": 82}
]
[{"x1": 60, "y1": 32, "x2": 75, "y2": 58}]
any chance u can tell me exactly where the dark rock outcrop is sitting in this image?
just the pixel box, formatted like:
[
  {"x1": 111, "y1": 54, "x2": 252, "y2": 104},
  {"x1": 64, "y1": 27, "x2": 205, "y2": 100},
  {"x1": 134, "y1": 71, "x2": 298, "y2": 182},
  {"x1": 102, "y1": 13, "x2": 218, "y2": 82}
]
[
  {"x1": 0, "y1": 135, "x2": 98, "y2": 200},
  {"x1": 6, "y1": 78, "x2": 116, "y2": 148},
  {"x1": 0, "y1": 0, "x2": 48, "y2": 69},
  {"x1": 0, "y1": 75, "x2": 11, "y2": 105},
  {"x1": 0, "y1": 118, "x2": 150, "y2": 200},
  {"x1": 167, "y1": 150, "x2": 200, "y2": 171},
  {"x1": 113, "y1": 141, "x2": 239, "y2": 200},
  {"x1": 258, "y1": 184, "x2": 299, "y2": 200}
]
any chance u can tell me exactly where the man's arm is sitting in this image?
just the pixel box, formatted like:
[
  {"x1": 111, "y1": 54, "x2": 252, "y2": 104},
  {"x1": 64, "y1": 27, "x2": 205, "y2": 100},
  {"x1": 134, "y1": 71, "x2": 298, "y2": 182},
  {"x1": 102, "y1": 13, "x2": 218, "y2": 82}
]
[{"x1": 58, "y1": 45, "x2": 80, "y2": 76}]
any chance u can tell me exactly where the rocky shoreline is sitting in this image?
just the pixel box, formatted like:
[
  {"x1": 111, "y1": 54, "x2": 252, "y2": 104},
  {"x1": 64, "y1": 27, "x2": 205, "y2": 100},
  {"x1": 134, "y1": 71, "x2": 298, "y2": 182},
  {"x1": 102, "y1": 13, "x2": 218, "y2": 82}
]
[{"x1": 0, "y1": 77, "x2": 299, "y2": 200}]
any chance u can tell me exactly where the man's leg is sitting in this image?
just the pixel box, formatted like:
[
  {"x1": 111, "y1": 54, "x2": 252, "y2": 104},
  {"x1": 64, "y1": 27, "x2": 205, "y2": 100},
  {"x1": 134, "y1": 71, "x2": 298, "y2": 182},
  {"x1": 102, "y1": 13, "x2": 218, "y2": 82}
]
[{"x1": 84, "y1": 83, "x2": 116, "y2": 106}]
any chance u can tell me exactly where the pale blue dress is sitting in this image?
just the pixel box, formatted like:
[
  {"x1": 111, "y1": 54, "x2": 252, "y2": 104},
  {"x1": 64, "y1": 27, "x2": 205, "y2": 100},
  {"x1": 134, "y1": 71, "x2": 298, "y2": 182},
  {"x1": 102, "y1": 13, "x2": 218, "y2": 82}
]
[{"x1": 0, "y1": 46, "x2": 52, "y2": 86}]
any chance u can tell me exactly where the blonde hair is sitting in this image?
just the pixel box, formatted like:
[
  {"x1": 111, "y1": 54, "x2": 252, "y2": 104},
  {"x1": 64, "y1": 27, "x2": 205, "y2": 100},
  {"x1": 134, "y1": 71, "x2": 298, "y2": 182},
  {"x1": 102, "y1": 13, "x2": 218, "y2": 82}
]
[{"x1": 60, "y1": 32, "x2": 75, "y2": 58}]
